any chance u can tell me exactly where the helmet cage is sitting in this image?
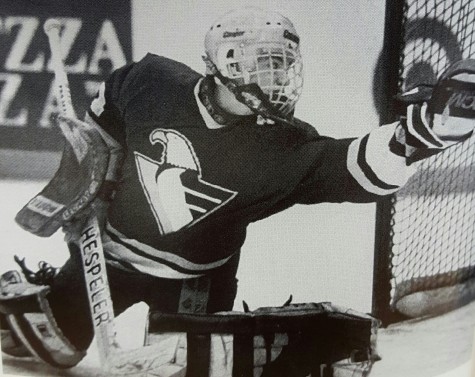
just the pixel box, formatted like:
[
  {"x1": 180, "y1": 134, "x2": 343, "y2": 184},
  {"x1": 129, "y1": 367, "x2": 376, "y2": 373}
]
[
  {"x1": 216, "y1": 42, "x2": 303, "y2": 116},
  {"x1": 205, "y1": 7, "x2": 304, "y2": 119}
]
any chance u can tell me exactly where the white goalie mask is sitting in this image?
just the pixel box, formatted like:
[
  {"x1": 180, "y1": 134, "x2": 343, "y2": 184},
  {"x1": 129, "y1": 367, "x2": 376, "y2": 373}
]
[{"x1": 204, "y1": 7, "x2": 304, "y2": 119}]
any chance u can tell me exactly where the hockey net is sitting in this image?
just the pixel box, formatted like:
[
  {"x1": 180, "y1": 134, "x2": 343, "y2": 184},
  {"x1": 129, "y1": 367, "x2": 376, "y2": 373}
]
[{"x1": 374, "y1": 0, "x2": 475, "y2": 323}]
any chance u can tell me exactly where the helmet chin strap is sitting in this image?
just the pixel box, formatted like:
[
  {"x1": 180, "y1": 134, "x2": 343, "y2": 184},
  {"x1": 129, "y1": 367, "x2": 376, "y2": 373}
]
[
  {"x1": 198, "y1": 75, "x2": 254, "y2": 126},
  {"x1": 202, "y1": 56, "x2": 295, "y2": 126}
]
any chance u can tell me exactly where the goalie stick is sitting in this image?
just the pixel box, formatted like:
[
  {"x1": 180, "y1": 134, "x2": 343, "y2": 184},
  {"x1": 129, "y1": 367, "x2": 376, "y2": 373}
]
[
  {"x1": 43, "y1": 19, "x2": 119, "y2": 370},
  {"x1": 43, "y1": 19, "x2": 170, "y2": 375}
]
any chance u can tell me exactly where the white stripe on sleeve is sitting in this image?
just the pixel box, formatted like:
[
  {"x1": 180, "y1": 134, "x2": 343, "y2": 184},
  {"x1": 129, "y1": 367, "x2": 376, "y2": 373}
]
[{"x1": 347, "y1": 122, "x2": 417, "y2": 196}]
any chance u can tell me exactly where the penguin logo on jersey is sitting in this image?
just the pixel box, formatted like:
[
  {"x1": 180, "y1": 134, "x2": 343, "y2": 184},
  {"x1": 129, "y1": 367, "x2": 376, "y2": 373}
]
[{"x1": 134, "y1": 129, "x2": 237, "y2": 235}]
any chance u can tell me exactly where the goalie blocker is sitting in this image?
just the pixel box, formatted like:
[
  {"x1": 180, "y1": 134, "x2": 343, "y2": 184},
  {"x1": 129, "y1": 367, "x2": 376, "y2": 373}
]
[{"x1": 14, "y1": 115, "x2": 119, "y2": 238}]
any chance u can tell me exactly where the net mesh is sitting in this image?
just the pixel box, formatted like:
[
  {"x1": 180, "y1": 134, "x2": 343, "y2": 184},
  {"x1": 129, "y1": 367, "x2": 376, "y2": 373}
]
[{"x1": 388, "y1": 0, "x2": 475, "y2": 315}]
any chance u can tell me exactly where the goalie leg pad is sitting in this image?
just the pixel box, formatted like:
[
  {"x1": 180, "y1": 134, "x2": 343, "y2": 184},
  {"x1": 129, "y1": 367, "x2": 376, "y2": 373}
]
[
  {"x1": 1, "y1": 326, "x2": 32, "y2": 358},
  {"x1": 1, "y1": 271, "x2": 32, "y2": 358},
  {"x1": 142, "y1": 302, "x2": 379, "y2": 377},
  {"x1": 0, "y1": 270, "x2": 86, "y2": 368}
]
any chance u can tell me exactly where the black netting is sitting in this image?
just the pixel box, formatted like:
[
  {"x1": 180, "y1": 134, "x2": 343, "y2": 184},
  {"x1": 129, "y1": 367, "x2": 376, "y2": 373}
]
[{"x1": 389, "y1": 0, "x2": 475, "y2": 312}]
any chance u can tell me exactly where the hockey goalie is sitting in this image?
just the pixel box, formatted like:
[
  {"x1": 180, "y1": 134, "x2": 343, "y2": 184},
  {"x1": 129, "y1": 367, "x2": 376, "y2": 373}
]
[{"x1": 2, "y1": 6, "x2": 475, "y2": 377}]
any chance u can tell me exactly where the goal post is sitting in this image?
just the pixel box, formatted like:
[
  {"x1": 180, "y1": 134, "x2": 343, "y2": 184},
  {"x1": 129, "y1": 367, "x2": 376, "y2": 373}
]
[
  {"x1": 372, "y1": 0, "x2": 475, "y2": 326},
  {"x1": 372, "y1": 0, "x2": 408, "y2": 326}
]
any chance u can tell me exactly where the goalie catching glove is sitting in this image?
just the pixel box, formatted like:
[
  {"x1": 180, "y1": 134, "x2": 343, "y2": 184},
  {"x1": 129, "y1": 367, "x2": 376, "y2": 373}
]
[{"x1": 393, "y1": 59, "x2": 475, "y2": 163}]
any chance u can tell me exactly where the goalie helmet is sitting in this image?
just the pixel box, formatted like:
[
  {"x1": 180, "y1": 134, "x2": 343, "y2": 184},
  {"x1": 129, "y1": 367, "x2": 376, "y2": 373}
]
[{"x1": 204, "y1": 7, "x2": 304, "y2": 120}]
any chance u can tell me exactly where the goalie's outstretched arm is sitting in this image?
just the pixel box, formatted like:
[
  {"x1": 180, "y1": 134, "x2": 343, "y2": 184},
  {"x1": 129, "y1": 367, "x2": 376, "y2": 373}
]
[{"x1": 295, "y1": 59, "x2": 475, "y2": 204}]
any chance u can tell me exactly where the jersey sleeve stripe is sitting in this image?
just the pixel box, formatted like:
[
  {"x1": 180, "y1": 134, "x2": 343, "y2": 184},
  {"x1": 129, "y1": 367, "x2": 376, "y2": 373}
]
[
  {"x1": 347, "y1": 123, "x2": 417, "y2": 196},
  {"x1": 357, "y1": 134, "x2": 400, "y2": 190}
]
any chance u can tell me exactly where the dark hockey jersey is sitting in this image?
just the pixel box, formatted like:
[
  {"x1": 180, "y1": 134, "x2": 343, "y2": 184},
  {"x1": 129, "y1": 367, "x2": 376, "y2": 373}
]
[{"x1": 88, "y1": 54, "x2": 415, "y2": 278}]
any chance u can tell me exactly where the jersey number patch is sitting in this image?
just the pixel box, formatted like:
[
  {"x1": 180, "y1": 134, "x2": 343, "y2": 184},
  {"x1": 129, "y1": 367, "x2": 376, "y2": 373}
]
[{"x1": 135, "y1": 129, "x2": 237, "y2": 235}]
